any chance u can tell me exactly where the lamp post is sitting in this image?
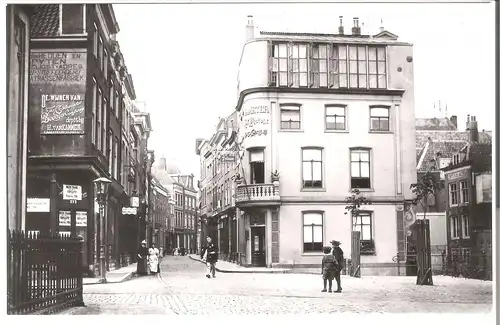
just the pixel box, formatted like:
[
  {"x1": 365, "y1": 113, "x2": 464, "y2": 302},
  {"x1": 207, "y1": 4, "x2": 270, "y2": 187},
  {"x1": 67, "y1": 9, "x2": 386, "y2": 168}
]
[{"x1": 94, "y1": 177, "x2": 111, "y2": 283}]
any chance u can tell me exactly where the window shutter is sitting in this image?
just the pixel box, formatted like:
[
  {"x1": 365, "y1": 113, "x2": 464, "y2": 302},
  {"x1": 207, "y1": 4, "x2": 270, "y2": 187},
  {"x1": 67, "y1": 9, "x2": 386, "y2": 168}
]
[{"x1": 267, "y1": 41, "x2": 274, "y2": 86}]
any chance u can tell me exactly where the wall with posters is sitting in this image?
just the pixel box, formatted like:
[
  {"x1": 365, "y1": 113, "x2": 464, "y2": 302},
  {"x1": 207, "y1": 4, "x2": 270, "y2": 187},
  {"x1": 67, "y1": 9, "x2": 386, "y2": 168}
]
[{"x1": 28, "y1": 49, "x2": 87, "y2": 156}]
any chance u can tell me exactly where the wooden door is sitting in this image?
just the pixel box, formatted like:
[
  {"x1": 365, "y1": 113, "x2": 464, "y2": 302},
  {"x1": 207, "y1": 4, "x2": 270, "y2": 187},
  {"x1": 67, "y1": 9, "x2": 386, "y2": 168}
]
[{"x1": 251, "y1": 226, "x2": 266, "y2": 267}]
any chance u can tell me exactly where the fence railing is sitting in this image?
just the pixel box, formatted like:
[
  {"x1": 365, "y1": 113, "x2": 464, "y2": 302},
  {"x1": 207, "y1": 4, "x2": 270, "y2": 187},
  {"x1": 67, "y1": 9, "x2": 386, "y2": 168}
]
[
  {"x1": 393, "y1": 250, "x2": 492, "y2": 281},
  {"x1": 236, "y1": 183, "x2": 280, "y2": 203},
  {"x1": 7, "y1": 231, "x2": 84, "y2": 315}
]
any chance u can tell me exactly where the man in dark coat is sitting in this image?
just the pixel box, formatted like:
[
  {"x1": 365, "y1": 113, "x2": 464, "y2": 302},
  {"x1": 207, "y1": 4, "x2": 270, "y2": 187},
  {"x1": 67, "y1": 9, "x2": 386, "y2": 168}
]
[
  {"x1": 331, "y1": 240, "x2": 344, "y2": 293},
  {"x1": 200, "y1": 236, "x2": 218, "y2": 278}
]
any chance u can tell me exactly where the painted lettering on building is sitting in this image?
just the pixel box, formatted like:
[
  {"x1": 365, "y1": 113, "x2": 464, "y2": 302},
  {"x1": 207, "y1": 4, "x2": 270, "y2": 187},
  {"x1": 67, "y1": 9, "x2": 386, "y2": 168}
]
[
  {"x1": 29, "y1": 51, "x2": 87, "y2": 135},
  {"x1": 241, "y1": 104, "x2": 270, "y2": 140},
  {"x1": 448, "y1": 170, "x2": 466, "y2": 181}
]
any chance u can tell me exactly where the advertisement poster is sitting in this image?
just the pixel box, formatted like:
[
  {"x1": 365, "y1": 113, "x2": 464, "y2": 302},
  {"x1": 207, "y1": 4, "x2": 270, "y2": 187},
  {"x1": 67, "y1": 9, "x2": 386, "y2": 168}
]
[
  {"x1": 59, "y1": 210, "x2": 71, "y2": 226},
  {"x1": 63, "y1": 184, "x2": 82, "y2": 200},
  {"x1": 29, "y1": 50, "x2": 87, "y2": 135},
  {"x1": 26, "y1": 198, "x2": 50, "y2": 212},
  {"x1": 76, "y1": 211, "x2": 87, "y2": 227}
]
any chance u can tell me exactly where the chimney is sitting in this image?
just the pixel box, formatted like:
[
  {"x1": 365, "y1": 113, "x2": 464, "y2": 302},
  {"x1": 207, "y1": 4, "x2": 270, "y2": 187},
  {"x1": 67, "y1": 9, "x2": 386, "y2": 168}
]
[
  {"x1": 352, "y1": 17, "x2": 361, "y2": 36},
  {"x1": 338, "y1": 16, "x2": 344, "y2": 35},
  {"x1": 468, "y1": 115, "x2": 479, "y2": 142},
  {"x1": 158, "y1": 157, "x2": 167, "y2": 170},
  {"x1": 245, "y1": 15, "x2": 254, "y2": 42},
  {"x1": 465, "y1": 114, "x2": 471, "y2": 131},
  {"x1": 450, "y1": 115, "x2": 458, "y2": 129},
  {"x1": 379, "y1": 18, "x2": 384, "y2": 33}
]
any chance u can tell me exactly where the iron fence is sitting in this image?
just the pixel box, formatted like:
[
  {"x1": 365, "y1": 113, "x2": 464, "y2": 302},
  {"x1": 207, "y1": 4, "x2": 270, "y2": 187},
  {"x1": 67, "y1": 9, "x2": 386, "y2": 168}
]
[{"x1": 7, "y1": 231, "x2": 84, "y2": 315}]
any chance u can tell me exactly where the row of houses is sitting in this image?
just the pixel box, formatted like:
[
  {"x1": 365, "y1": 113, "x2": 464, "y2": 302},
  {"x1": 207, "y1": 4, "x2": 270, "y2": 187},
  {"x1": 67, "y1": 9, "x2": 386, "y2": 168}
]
[
  {"x1": 415, "y1": 115, "x2": 492, "y2": 279},
  {"x1": 6, "y1": 4, "x2": 167, "y2": 276},
  {"x1": 195, "y1": 16, "x2": 493, "y2": 277}
]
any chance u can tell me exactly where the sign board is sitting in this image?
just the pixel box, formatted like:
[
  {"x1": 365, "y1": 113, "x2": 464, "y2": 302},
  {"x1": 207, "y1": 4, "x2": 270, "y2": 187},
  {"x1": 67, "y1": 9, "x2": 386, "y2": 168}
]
[
  {"x1": 27, "y1": 198, "x2": 50, "y2": 212},
  {"x1": 448, "y1": 170, "x2": 466, "y2": 181},
  {"x1": 122, "y1": 207, "x2": 137, "y2": 215},
  {"x1": 59, "y1": 211, "x2": 71, "y2": 226},
  {"x1": 130, "y1": 197, "x2": 140, "y2": 208},
  {"x1": 29, "y1": 51, "x2": 87, "y2": 135},
  {"x1": 63, "y1": 184, "x2": 82, "y2": 200},
  {"x1": 76, "y1": 211, "x2": 87, "y2": 227}
]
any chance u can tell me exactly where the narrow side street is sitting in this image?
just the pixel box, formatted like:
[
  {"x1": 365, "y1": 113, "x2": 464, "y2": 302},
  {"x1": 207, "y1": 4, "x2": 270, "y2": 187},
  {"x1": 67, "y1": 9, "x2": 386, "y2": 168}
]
[{"x1": 59, "y1": 256, "x2": 492, "y2": 315}]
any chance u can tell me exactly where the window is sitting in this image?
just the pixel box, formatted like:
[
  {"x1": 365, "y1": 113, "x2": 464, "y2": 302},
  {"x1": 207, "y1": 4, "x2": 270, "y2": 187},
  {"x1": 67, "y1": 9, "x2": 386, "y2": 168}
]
[
  {"x1": 98, "y1": 37, "x2": 103, "y2": 70},
  {"x1": 290, "y1": 44, "x2": 308, "y2": 87},
  {"x1": 103, "y1": 49, "x2": 108, "y2": 78},
  {"x1": 280, "y1": 105, "x2": 301, "y2": 130},
  {"x1": 60, "y1": 4, "x2": 85, "y2": 35},
  {"x1": 460, "y1": 180, "x2": 469, "y2": 204},
  {"x1": 102, "y1": 98, "x2": 107, "y2": 155},
  {"x1": 450, "y1": 216, "x2": 459, "y2": 239},
  {"x1": 475, "y1": 173, "x2": 492, "y2": 203},
  {"x1": 110, "y1": 81, "x2": 114, "y2": 116},
  {"x1": 93, "y1": 24, "x2": 98, "y2": 57},
  {"x1": 113, "y1": 138, "x2": 118, "y2": 181},
  {"x1": 449, "y1": 183, "x2": 459, "y2": 206},
  {"x1": 325, "y1": 105, "x2": 346, "y2": 130},
  {"x1": 353, "y1": 212, "x2": 373, "y2": 241},
  {"x1": 303, "y1": 212, "x2": 323, "y2": 253},
  {"x1": 269, "y1": 42, "x2": 385, "y2": 89},
  {"x1": 452, "y1": 154, "x2": 460, "y2": 165},
  {"x1": 348, "y1": 46, "x2": 367, "y2": 88},
  {"x1": 461, "y1": 215, "x2": 470, "y2": 239},
  {"x1": 368, "y1": 46, "x2": 387, "y2": 89},
  {"x1": 91, "y1": 79, "x2": 97, "y2": 145},
  {"x1": 370, "y1": 107, "x2": 390, "y2": 131},
  {"x1": 350, "y1": 149, "x2": 371, "y2": 189},
  {"x1": 310, "y1": 44, "x2": 327, "y2": 87},
  {"x1": 272, "y1": 43, "x2": 289, "y2": 86},
  {"x1": 108, "y1": 131, "x2": 113, "y2": 174},
  {"x1": 249, "y1": 150, "x2": 264, "y2": 184},
  {"x1": 302, "y1": 148, "x2": 323, "y2": 189},
  {"x1": 96, "y1": 88, "x2": 102, "y2": 150}
]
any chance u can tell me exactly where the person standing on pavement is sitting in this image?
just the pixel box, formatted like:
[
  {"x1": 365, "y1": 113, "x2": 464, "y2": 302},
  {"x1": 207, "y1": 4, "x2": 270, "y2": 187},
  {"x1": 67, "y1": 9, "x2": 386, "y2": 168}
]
[
  {"x1": 321, "y1": 246, "x2": 337, "y2": 293},
  {"x1": 201, "y1": 236, "x2": 218, "y2": 279},
  {"x1": 137, "y1": 240, "x2": 149, "y2": 276},
  {"x1": 148, "y1": 243, "x2": 160, "y2": 275},
  {"x1": 330, "y1": 240, "x2": 344, "y2": 293}
]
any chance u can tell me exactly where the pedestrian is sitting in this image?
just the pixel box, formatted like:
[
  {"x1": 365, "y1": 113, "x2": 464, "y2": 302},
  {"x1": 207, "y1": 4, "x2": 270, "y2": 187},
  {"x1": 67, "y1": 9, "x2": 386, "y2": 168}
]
[
  {"x1": 201, "y1": 236, "x2": 218, "y2": 279},
  {"x1": 330, "y1": 240, "x2": 345, "y2": 293},
  {"x1": 158, "y1": 246, "x2": 164, "y2": 272},
  {"x1": 136, "y1": 240, "x2": 148, "y2": 276},
  {"x1": 148, "y1": 243, "x2": 160, "y2": 275},
  {"x1": 321, "y1": 246, "x2": 337, "y2": 293}
]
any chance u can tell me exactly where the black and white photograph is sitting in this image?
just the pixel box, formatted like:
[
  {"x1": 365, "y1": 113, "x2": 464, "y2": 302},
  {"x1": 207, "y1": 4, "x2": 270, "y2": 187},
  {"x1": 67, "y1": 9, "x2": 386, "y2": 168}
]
[{"x1": 4, "y1": 0, "x2": 496, "y2": 318}]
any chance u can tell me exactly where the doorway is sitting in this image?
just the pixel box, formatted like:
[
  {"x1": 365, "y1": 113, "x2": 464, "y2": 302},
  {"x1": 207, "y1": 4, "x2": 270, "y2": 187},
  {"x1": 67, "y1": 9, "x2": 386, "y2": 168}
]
[{"x1": 250, "y1": 226, "x2": 266, "y2": 267}]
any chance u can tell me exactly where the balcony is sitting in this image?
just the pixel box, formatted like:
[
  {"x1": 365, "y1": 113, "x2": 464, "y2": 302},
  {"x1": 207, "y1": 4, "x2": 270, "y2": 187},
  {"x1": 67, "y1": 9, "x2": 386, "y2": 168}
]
[{"x1": 236, "y1": 183, "x2": 280, "y2": 207}]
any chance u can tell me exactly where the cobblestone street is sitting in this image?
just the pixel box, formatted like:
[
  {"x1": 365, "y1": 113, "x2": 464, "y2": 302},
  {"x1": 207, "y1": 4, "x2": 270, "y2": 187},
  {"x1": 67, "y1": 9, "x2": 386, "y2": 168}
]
[{"x1": 59, "y1": 256, "x2": 492, "y2": 314}]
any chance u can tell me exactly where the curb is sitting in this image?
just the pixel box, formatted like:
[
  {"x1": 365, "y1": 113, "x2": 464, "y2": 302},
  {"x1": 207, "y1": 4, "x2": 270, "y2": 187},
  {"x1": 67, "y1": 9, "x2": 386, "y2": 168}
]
[
  {"x1": 83, "y1": 271, "x2": 136, "y2": 285},
  {"x1": 188, "y1": 255, "x2": 290, "y2": 274}
]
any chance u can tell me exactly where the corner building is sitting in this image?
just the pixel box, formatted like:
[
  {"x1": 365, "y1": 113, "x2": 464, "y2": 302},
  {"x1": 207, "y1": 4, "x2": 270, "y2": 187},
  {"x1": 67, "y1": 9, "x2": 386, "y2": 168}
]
[{"x1": 235, "y1": 18, "x2": 417, "y2": 275}]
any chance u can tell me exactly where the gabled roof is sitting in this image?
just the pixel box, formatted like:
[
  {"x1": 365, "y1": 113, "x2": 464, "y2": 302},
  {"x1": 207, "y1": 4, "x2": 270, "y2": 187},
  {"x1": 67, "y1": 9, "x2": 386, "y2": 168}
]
[
  {"x1": 30, "y1": 4, "x2": 59, "y2": 38},
  {"x1": 373, "y1": 30, "x2": 398, "y2": 40},
  {"x1": 417, "y1": 130, "x2": 492, "y2": 172},
  {"x1": 415, "y1": 117, "x2": 457, "y2": 131}
]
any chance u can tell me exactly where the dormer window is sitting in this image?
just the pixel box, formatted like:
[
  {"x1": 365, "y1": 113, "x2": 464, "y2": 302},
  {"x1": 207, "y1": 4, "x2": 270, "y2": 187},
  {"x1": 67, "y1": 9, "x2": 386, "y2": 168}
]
[
  {"x1": 452, "y1": 154, "x2": 460, "y2": 165},
  {"x1": 60, "y1": 4, "x2": 86, "y2": 35}
]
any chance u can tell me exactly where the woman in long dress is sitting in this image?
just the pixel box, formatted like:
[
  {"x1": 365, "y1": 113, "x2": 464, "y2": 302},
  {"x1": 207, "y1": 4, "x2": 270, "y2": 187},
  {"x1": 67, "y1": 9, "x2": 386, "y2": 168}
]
[
  {"x1": 148, "y1": 243, "x2": 159, "y2": 275},
  {"x1": 137, "y1": 240, "x2": 148, "y2": 276}
]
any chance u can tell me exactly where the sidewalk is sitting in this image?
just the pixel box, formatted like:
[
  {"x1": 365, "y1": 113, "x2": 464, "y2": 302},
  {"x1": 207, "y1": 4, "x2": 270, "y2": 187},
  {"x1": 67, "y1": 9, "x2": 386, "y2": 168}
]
[
  {"x1": 83, "y1": 263, "x2": 137, "y2": 285},
  {"x1": 188, "y1": 254, "x2": 290, "y2": 273}
]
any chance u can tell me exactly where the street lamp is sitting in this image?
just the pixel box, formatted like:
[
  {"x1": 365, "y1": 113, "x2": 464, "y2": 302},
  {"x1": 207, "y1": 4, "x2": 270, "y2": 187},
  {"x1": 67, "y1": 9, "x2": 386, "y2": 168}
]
[{"x1": 94, "y1": 177, "x2": 111, "y2": 283}]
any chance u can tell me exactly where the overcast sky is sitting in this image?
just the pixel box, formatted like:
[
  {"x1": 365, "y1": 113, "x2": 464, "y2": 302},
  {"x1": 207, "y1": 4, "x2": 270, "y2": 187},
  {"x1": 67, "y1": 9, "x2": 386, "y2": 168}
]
[{"x1": 113, "y1": 2, "x2": 495, "y2": 179}]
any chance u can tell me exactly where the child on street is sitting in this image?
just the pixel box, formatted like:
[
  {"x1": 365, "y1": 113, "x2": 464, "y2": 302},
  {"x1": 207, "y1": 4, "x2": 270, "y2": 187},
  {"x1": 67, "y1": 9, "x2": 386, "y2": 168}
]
[{"x1": 321, "y1": 246, "x2": 338, "y2": 293}]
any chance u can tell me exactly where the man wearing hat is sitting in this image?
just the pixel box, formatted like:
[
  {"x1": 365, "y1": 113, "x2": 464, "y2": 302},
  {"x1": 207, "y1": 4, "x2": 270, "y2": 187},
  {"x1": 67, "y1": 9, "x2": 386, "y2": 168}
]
[
  {"x1": 330, "y1": 240, "x2": 344, "y2": 293},
  {"x1": 137, "y1": 240, "x2": 149, "y2": 276}
]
